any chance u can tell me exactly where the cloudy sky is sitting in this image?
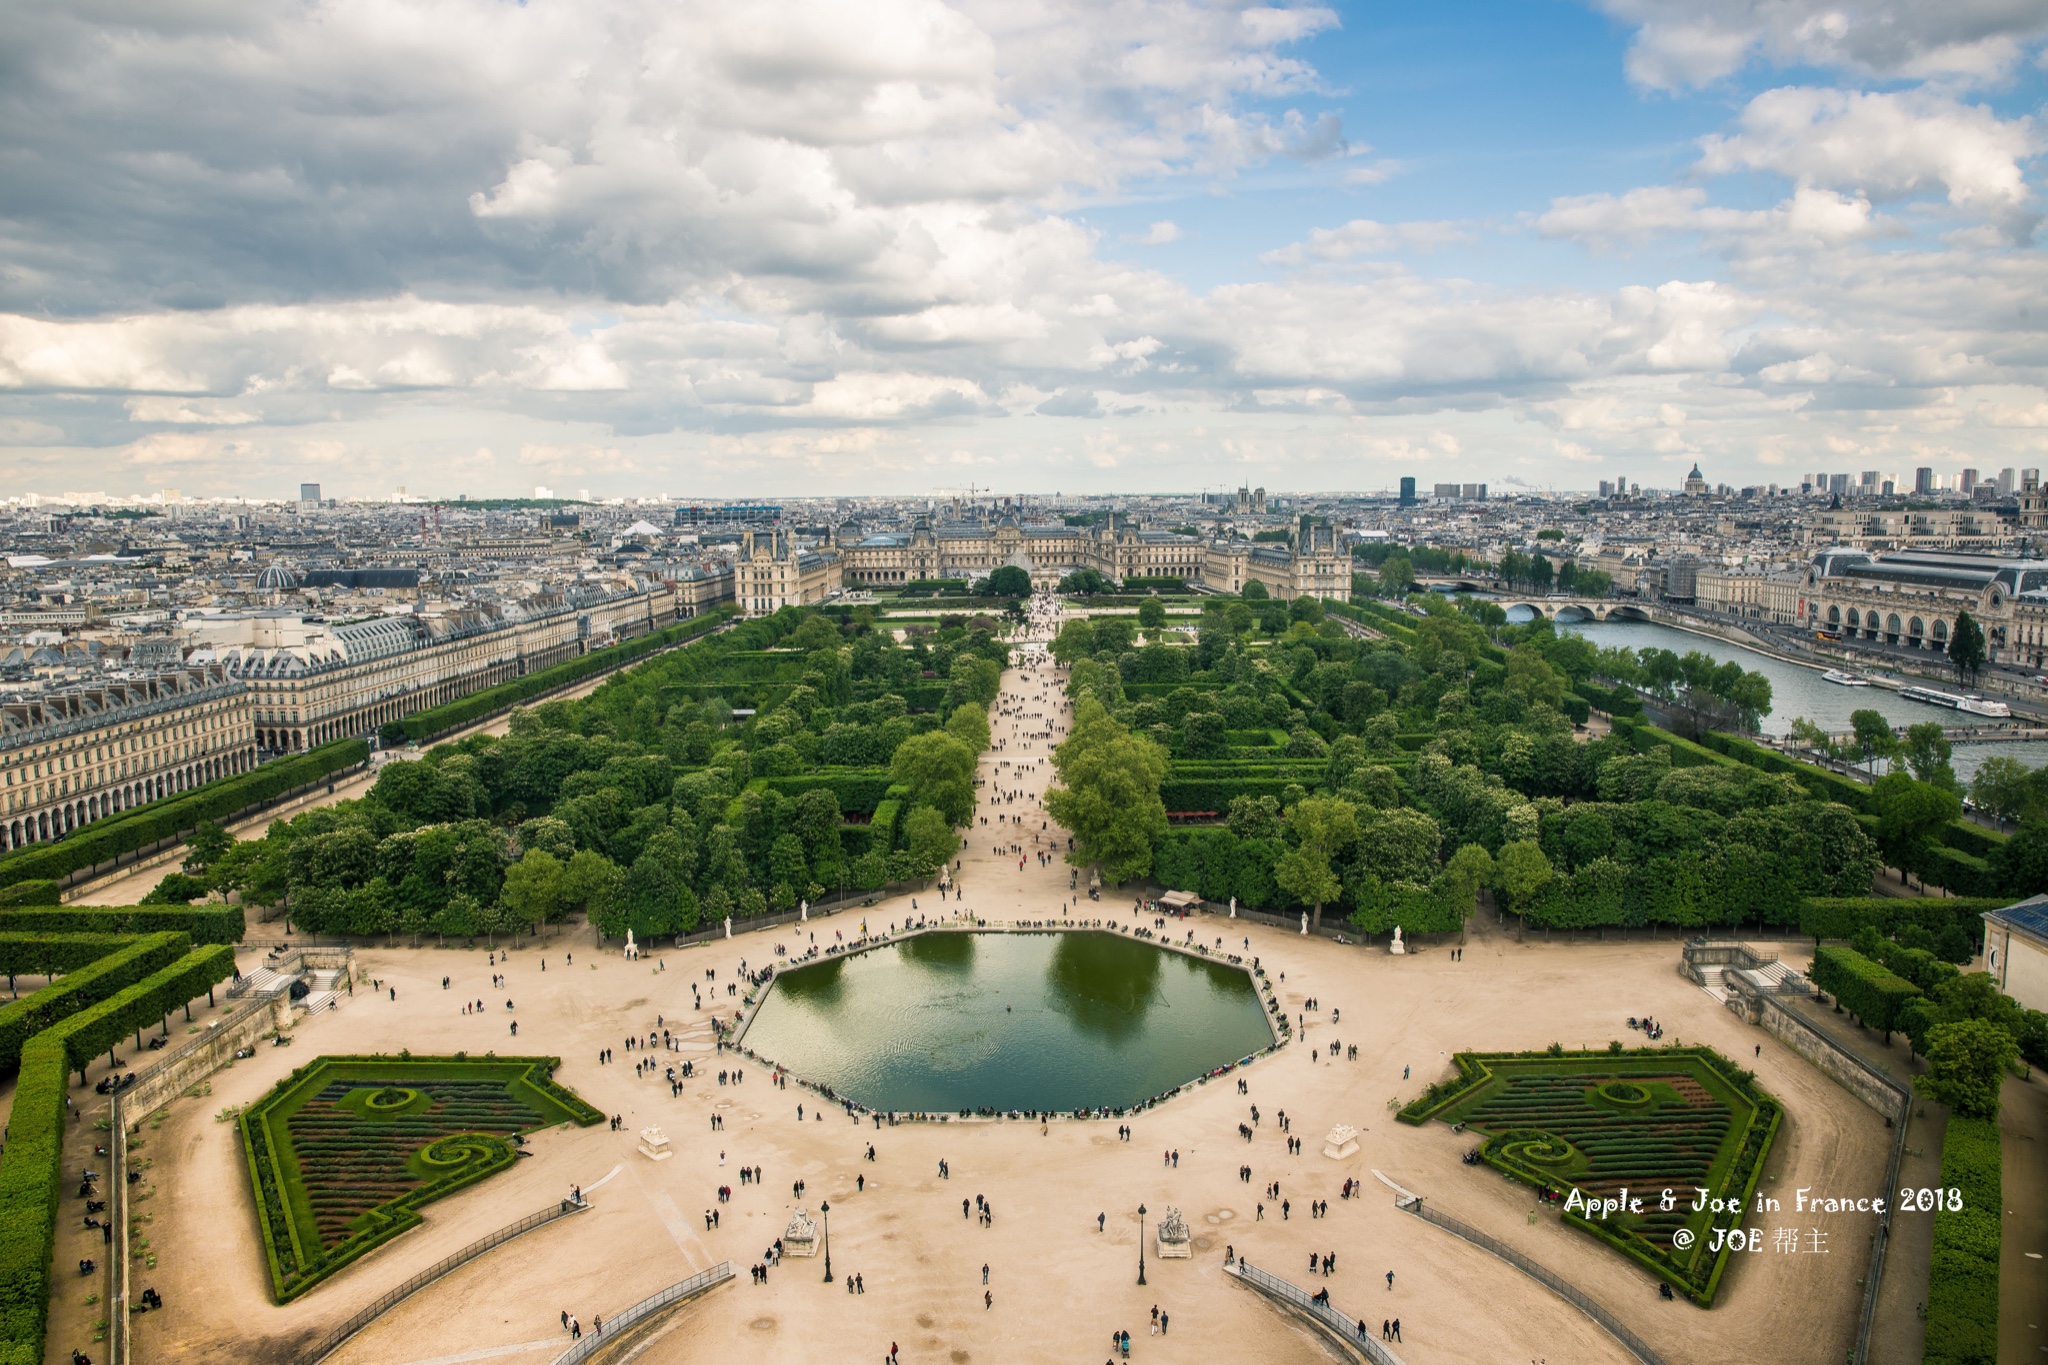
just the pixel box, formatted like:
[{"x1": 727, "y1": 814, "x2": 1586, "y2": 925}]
[{"x1": 2, "y1": 0, "x2": 2045, "y2": 500}]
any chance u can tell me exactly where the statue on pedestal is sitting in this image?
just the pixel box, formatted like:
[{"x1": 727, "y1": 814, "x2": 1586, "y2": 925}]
[
  {"x1": 1300, "y1": 913, "x2": 1308, "y2": 936},
  {"x1": 1229, "y1": 896, "x2": 1236, "y2": 919},
  {"x1": 637, "y1": 1126, "x2": 673, "y2": 1161},
  {"x1": 800, "y1": 900, "x2": 808, "y2": 922},
  {"x1": 1156, "y1": 1205, "x2": 1192, "y2": 1258},
  {"x1": 623, "y1": 929, "x2": 640, "y2": 961},
  {"x1": 782, "y1": 1207, "x2": 820, "y2": 1256},
  {"x1": 1390, "y1": 926, "x2": 1406, "y2": 955},
  {"x1": 724, "y1": 916, "x2": 732, "y2": 940}
]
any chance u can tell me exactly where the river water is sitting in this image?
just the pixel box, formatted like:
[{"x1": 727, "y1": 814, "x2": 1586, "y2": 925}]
[
  {"x1": 737, "y1": 930, "x2": 1274, "y2": 1113},
  {"x1": 1548, "y1": 616, "x2": 2041, "y2": 783}
]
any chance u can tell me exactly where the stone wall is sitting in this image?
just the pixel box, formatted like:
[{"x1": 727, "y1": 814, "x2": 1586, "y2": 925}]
[
  {"x1": 1730, "y1": 981, "x2": 1907, "y2": 1120},
  {"x1": 124, "y1": 992, "x2": 291, "y2": 1118}
]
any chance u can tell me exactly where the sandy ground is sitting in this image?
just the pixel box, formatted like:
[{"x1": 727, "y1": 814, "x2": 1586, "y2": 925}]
[{"x1": 84, "y1": 602, "x2": 1896, "y2": 1365}]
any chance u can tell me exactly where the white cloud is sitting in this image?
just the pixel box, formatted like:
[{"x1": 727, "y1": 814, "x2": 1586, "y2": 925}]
[
  {"x1": 1697, "y1": 88, "x2": 2039, "y2": 219},
  {"x1": 1595, "y1": 0, "x2": 2048, "y2": 90},
  {"x1": 1139, "y1": 220, "x2": 1182, "y2": 245},
  {"x1": 1537, "y1": 184, "x2": 1886, "y2": 252},
  {"x1": 1262, "y1": 218, "x2": 1468, "y2": 264}
]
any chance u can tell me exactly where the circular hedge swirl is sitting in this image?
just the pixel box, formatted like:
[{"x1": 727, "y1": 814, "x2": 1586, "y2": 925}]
[
  {"x1": 1492, "y1": 1128, "x2": 1579, "y2": 1169},
  {"x1": 415, "y1": 1132, "x2": 506, "y2": 1171},
  {"x1": 1595, "y1": 1081, "x2": 1652, "y2": 1107},
  {"x1": 362, "y1": 1086, "x2": 420, "y2": 1112}
]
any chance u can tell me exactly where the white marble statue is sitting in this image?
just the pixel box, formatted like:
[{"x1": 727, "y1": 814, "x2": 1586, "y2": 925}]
[
  {"x1": 637, "y1": 1126, "x2": 673, "y2": 1161},
  {"x1": 800, "y1": 900, "x2": 808, "y2": 922},
  {"x1": 1229, "y1": 896, "x2": 1237, "y2": 919},
  {"x1": 783, "y1": 1207, "x2": 820, "y2": 1256},
  {"x1": 623, "y1": 929, "x2": 639, "y2": 960},
  {"x1": 1390, "y1": 926, "x2": 1406, "y2": 955},
  {"x1": 1322, "y1": 1124, "x2": 1361, "y2": 1160},
  {"x1": 1300, "y1": 913, "x2": 1308, "y2": 936},
  {"x1": 724, "y1": 916, "x2": 732, "y2": 940},
  {"x1": 1156, "y1": 1206, "x2": 1192, "y2": 1258}
]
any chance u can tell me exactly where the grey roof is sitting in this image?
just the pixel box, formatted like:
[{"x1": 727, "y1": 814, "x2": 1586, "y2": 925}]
[{"x1": 1985, "y1": 896, "x2": 2048, "y2": 944}]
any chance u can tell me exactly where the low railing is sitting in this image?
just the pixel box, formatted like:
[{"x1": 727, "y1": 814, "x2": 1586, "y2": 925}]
[
  {"x1": 299, "y1": 1198, "x2": 592, "y2": 1365},
  {"x1": 1228, "y1": 1259, "x2": 1405, "y2": 1365},
  {"x1": 1394, "y1": 1197, "x2": 1667, "y2": 1365},
  {"x1": 551, "y1": 1262, "x2": 735, "y2": 1365}
]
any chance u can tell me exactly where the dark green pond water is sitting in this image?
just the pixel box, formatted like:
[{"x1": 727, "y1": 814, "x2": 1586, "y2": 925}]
[{"x1": 738, "y1": 931, "x2": 1273, "y2": 1113}]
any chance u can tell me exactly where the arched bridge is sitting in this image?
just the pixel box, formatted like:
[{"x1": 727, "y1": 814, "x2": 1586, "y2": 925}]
[{"x1": 1500, "y1": 598, "x2": 1662, "y2": 623}]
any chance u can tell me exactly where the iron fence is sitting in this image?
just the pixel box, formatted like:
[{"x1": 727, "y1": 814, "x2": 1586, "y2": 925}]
[
  {"x1": 299, "y1": 1199, "x2": 592, "y2": 1365},
  {"x1": 551, "y1": 1262, "x2": 735, "y2": 1365},
  {"x1": 1228, "y1": 1260, "x2": 1406, "y2": 1365},
  {"x1": 1393, "y1": 1197, "x2": 1668, "y2": 1365}
]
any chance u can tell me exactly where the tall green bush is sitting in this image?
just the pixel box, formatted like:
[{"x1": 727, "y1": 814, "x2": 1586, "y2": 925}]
[
  {"x1": 1810, "y1": 943, "x2": 1921, "y2": 1038},
  {"x1": 1924, "y1": 1116, "x2": 2000, "y2": 1365}
]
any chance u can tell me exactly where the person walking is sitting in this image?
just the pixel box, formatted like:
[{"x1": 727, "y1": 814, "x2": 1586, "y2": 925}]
[
  {"x1": 985, "y1": 1289, "x2": 993, "y2": 1310},
  {"x1": 1386, "y1": 1270, "x2": 1395, "y2": 1290},
  {"x1": 1391, "y1": 1319, "x2": 1401, "y2": 1342},
  {"x1": 982, "y1": 1263, "x2": 990, "y2": 1285}
]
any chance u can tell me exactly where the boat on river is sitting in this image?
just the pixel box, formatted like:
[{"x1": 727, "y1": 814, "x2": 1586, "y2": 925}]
[
  {"x1": 1821, "y1": 669, "x2": 1869, "y2": 687},
  {"x1": 1896, "y1": 684, "x2": 2013, "y2": 718}
]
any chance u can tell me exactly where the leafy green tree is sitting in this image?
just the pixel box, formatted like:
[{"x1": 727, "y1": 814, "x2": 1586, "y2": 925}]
[
  {"x1": 1917, "y1": 1018, "x2": 2019, "y2": 1118},
  {"x1": 1901, "y1": 721, "x2": 1960, "y2": 792},
  {"x1": 1991, "y1": 820, "x2": 2048, "y2": 897},
  {"x1": 1872, "y1": 772, "x2": 1962, "y2": 880},
  {"x1": 562, "y1": 849, "x2": 623, "y2": 924},
  {"x1": 978, "y1": 564, "x2": 1027, "y2": 597},
  {"x1": 903, "y1": 805, "x2": 959, "y2": 877},
  {"x1": 1970, "y1": 755, "x2": 2045, "y2": 824},
  {"x1": 1494, "y1": 840, "x2": 1554, "y2": 915},
  {"x1": 1045, "y1": 696, "x2": 1169, "y2": 883},
  {"x1": 1529, "y1": 553, "x2": 1554, "y2": 591},
  {"x1": 183, "y1": 820, "x2": 233, "y2": 874},
  {"x1": 1850, "y1": 709, "x2": 1898, "y2": 775},
  {"x1": 890, "y1": 730, "x2": 979, "y2": 826},
  {"x1": 348, "y1": 877, "x2": 399, "y2": 942},
  {"x1": 1788, "y1": 716, "x2": 1840, "y2": 761},
  {"x1": 1050, "y1": 618, "x2": 1096, "y2": 664},
  {"x1": 400, "y1": 900, "x2": 432, "y2": 948},
  {"x1": 1377, "y1": 554, "x2": 1414, "y2": 597},
  {"x1": 1276, "y1": 796, "x2": 1357, "y2": 933},
  {"x1": 1137, "y1": 598, "x2": 1167, "y2": 632},
  {"x1": 1947, "y1": 610, "x2": 1987, "y2": 684},
  {"x1": 501, "y1": 849, "x2": 564, "y2": 931},
  {"x1": 946, "y1": 702, "x2": 992, "y2": 752},
  {"x1": 1240, "y1": 580, "x2": 1269, "y2": 601},
  {"x1": 1224, "y1": 602, "x2": 1255, "y2": 635},
  {"x1": 142, "y1": 872, "x2": 207, "y2": 905}
]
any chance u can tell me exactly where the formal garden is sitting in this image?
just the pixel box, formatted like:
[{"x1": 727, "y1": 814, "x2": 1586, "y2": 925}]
[
  {"x1": 1399, "y1": 1046, "x2": 1781, "y2": 1305},
  {"x1": 239, "y1": 1054, "x2": 603, "y2": 1301}
]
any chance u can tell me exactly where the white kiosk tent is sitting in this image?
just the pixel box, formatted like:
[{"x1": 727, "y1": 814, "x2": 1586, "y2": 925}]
[{"x1": 1159, "y1": 890, "x2": 1202, "y2": 913}]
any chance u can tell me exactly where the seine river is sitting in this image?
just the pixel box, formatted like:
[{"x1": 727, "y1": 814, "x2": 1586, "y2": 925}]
[{"x1": 1550, "y1": 616, "x2": 2040, "y2": 784}]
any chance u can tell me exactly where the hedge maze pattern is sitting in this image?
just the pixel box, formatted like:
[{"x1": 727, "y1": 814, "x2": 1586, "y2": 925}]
[
  {"x1": 241, "y1": 1056, "x2": 603, "y2": 1301},
  {"x1": 1402, "y1": 1047, "x2": 1780, "y2": 1306}
]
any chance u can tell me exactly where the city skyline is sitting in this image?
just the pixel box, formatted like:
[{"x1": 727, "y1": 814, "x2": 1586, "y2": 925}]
[{"x1": 1, "y1": 1, "x2": 2045, "y2": 499}]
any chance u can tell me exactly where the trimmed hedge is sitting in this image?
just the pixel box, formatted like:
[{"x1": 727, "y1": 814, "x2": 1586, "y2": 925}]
[
  {"x1": 1925, "y1": 1116, "x2": 2001, "y2": 1365},
  {"x1": 0, "y1": 933, "x2": 153, "y2": 983},
  {"x1": 0, "y1": 739, "x2": 368, "y2": 891},
  {"x1": 0, "y1": 945, "x2": 235, "y2": 1365},
  {"x1": 869, "y1": 799, "x2": 904, "y2": 852},
  {"x1": 0, "y1": 932, "x2": 191, "y2": 1078},
  {"x1": 1799, "y1": 898, "x2": 2008, "y2": 943},
  {"x1": 1939, "y1": 820, "x2": 2006, "y2": 860},
  {"x1": 1699, "y1": 732, "x2": 1873, "y2": 811},
  {"x1": 1624, "y1": 722, "x2": 1741, "y2": 770},
  {"x1": 396, "y1": 607, "x2": 737, "y2": 743},
  {"x1": 0, "y1": 904, "x2": 244, "y2": 945},
  {"x1": 0, "y1": 882, "x2": 60, "y2": 908},
  {"x1": 758, "y1": 769, "x2": 895, "y2": 815},
  {"x1": 1810, "y1": 943, "x2": 1921, "y2": 1036},
  {"x1": 1924, "y1": 846, "x2": 1996, "y2": 898}
]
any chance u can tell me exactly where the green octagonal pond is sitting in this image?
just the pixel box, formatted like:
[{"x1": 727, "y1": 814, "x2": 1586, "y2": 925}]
[{"x1": 737, "y1": 931, "x2": 1274, "y2": 1113}]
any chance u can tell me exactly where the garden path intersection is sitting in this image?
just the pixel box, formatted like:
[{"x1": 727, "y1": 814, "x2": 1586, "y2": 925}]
[{"x1": 111, "y1": 631, "x2": 1894, "y2": 1365}]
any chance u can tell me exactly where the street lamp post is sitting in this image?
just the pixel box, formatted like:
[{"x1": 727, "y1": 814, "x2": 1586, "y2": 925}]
[
  {"x1": 1137, "y1": 1204, "x2": 1147, "y2": 1286},
  {"x1": 821, "y1": 1200, "x2": 833, "y2": 1283}
]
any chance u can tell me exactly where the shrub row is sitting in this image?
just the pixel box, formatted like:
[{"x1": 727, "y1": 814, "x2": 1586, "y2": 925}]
[
  {"x1": 0, "y1": 882, "x2": 60, "y2": 908},
  {"x1": 758, "y1": 769, "x2": 895, "y2": 815},
  {"x1": 1925, "y1": 1115, "x2": 2001, "y2": 1365},
  {"x1": 1799, "y1": 897, "x2": 2008, "y2": 943},
  {"x1": 396, "y1": 608, "x2": 737, "y2": 743},
  {"x1": 0, "y1": 932, "x2": 191, "y2": 1078},
  {"x1": 1810, "y1": 943, "x2": 1922, "y2": 1036},
  {"x1": 0, "y1": 945, "x2": 236, "y2": 1365},
  {"x1": 0, "y1": 933, "x2": 151, "y2": 984},
  {"x1": 0, "y1": 740, "x2": 368, "y2": 891},
  {"x1": 0, "y1": 904, "x2": 244, "y2": 945},
  {"x1": 1617, "y1": 719, "x2": 1739, "y2": 770}
]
